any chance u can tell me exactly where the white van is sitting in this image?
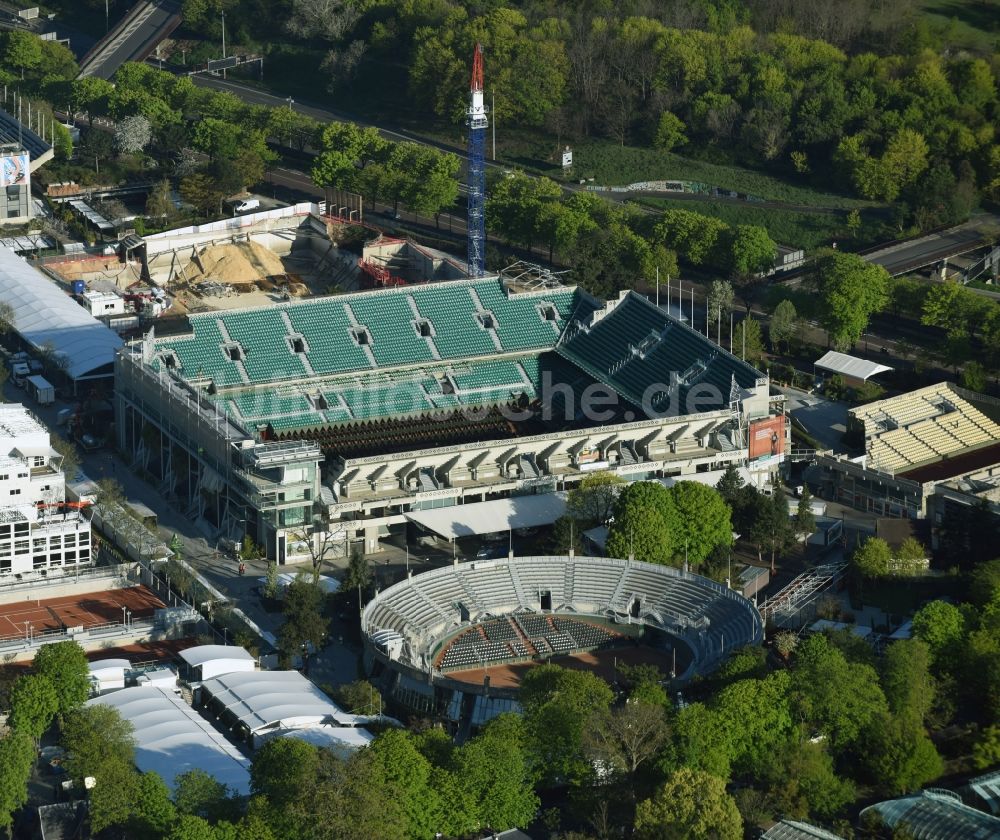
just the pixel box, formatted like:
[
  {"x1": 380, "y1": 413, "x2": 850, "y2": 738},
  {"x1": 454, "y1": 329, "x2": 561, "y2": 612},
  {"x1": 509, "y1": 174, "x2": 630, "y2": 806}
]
[{"x1": 234, "y1": 199, "x2": 260, "y2": 213}]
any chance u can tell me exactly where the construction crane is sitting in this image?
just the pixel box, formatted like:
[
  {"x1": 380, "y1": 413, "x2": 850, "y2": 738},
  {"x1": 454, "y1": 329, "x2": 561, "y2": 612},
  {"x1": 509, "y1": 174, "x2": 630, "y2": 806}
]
[{"x1": 466, "y1": 43, "x2": 488, "y2": 277}]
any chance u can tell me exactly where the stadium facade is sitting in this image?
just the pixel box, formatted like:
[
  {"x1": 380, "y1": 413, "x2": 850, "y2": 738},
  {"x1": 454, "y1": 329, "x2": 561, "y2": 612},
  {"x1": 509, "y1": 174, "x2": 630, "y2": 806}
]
[
  {"x1": 115, "y1": 274, "x2": 786, "y2": 561},
  {"x1": 362, "y1": 555, "x2": 763, "y2": 726}
]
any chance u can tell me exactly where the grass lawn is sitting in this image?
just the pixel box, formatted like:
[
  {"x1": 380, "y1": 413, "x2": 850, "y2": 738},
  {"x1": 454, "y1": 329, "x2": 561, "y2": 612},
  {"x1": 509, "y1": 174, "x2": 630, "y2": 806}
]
[
  {"x1": 635, "y1": 197, "x2": 891, "y2": 250},
  {"x1": 920, "y1": 0, "x2": 999, "y2": 53},
  {"x1": 494, "y1": 131, "x2": 874, "y2": 210}
]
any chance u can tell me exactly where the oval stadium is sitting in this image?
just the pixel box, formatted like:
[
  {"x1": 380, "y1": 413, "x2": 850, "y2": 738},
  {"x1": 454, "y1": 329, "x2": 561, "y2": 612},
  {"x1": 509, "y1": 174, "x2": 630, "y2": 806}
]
[{"x1": 362, "y1": 555, "x2": 762, "y2": 728}]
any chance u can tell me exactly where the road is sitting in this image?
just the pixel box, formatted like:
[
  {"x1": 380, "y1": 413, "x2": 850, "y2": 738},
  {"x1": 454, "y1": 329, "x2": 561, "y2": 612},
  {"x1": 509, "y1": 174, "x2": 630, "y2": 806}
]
[
  {"x1": 79, "y1": 0, "x2": 180, "y2": 80},
  {"x1": 862, "y1": 216, "x2": 997, "y2": 276}
]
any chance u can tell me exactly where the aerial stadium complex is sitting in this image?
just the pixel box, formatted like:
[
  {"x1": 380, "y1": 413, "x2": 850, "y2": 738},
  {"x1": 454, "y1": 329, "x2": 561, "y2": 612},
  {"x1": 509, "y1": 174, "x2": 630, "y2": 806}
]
[
  {"x1": 115, "y1": 268, "x2": 786, "y2": 562},
  {"x1": 362, "y1": 555, "x2": 763, "y2": 727}
]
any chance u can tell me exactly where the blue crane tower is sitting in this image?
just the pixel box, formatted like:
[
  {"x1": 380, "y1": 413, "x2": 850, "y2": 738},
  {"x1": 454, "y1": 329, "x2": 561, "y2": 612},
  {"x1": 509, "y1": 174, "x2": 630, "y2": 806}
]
[{"x1": 466, "y1": 43, "x2": 487, "y2": 277}]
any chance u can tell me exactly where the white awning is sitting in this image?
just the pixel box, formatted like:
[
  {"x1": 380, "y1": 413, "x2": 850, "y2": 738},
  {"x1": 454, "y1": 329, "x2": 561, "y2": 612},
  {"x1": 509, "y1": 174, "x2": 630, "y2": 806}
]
[
  {"x1": 0, "y1": 246, "x2": 122, "y2": 380},
  {"x1": 405, "y1": 492, "x2": 568, "y2": 540},
  {"x1": 814, "y1": 350, "x2": 893, "y2": 381}
]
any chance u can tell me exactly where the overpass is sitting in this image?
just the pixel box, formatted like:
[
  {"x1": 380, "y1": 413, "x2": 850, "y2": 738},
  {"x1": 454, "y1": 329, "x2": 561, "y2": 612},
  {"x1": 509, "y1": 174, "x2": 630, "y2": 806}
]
[
  {"x1": 78, "y1": 0, "x2": 181, "y2": 80},
  {"x1": 861, "y1": 217, "x2": 997, "y2": 277}
]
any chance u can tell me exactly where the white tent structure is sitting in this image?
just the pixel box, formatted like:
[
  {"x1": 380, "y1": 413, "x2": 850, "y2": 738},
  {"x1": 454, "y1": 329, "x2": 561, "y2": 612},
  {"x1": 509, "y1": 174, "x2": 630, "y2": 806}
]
[
  {"x1": 405, "y1": 492, "x2": 568, "y2": 540},
  {"x1": 262, "y1": 725, "x2": 375, "y2": 758},
  {"x1": 178, "y1": 644, "x2": 256, "y2": 682},
  {"x1": 0, "y1": 246, "x2": 122, "y2": 382},
  {"x1": 814, "y1": 350, "x2": 893, "y2": 383},
  {"x1": 88, "y1": 658, "x2": 129, "y2": 694},
  {"x1": 200, "y1": 670, "x2": 359, "y2": 744},
  {"x1": 88, "y1": 687, "x2": 251, "y2": 794},
  {"x1": 255, "y1": 572, "x2": 340, "y2": 595}
]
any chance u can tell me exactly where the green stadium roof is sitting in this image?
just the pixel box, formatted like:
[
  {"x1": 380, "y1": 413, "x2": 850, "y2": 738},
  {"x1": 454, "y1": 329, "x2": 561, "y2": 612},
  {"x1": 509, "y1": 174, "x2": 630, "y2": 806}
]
[
  {"x1": 153, "y1": 277, "x2": 596, "y2": 387},
  {"x1": 556, "y1": 292, "x2": 762, "y2": 414}
]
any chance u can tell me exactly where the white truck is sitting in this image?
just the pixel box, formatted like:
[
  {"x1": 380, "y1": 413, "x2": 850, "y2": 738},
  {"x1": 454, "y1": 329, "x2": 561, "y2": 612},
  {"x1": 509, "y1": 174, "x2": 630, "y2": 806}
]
[{"x1": 25, "y1": 374, "x2": 55, "y2": 405}]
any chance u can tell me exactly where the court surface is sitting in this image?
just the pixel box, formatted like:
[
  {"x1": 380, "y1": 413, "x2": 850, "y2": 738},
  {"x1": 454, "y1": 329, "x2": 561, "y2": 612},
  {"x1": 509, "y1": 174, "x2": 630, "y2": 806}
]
[{"x1": 0, "y1": 585, "x2": 165, "y2": 639}]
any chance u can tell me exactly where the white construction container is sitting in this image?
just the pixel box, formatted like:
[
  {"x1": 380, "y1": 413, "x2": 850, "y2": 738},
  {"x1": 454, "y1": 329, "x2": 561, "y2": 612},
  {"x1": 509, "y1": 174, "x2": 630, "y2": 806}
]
[{"x1": 25, "y1": 374, "x2": 55, "y2": 405}]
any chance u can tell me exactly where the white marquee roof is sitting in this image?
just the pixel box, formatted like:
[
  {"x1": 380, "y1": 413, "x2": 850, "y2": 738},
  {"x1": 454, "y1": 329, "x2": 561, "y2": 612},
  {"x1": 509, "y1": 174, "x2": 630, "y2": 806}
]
[
  {"x1": 88, "y1": 686, "x2": 250, "y2": 794},
  {"x1": 276, "y1": 725, "x2": 374, "y2": 756},
  {"x1": 201, "y1": 670, "x2": 353, "y2": 734},
  {"x1": 815, "y1": 350, "x2": 893, "y2": 382},
  {"x1": 178, "y1": 644, "x2": 255, "y2": 668},
  {"x1": 0, "y1": 246, "x2": 122, "y2": 380},
  {"x1": 405, "y1": 492, "x2": 568, "y2": 540}
]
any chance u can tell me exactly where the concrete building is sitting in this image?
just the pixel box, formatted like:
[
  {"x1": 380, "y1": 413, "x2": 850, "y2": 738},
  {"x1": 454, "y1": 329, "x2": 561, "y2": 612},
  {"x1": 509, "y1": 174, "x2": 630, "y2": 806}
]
[
  {"x1": 814, "y1": 383, "x2": 1000, "y2": 519},
  {"x1": 115, "y1": 275, "x2": 785, "y2": 560},
  {"x1": 0, "y1": 404, "x2": 91, "y2": 578}
]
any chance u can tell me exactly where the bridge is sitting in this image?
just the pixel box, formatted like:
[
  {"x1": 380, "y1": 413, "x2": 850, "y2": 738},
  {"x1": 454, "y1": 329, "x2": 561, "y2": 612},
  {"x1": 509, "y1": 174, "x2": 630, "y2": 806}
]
[
  {"x1": 78, "y1": 0, "x2": 181, "y2": 80},
  {"x1": 860, "y1": 217, "x2": 996, "y2": 277}
]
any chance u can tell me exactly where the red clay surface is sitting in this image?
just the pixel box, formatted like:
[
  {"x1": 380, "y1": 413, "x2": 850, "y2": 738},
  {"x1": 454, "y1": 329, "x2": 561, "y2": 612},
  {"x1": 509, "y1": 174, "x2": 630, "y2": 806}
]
[
  {"x1": 0, "y1": 585, "x2": 164, "y2": 639},
  {"x1": 445, "y1": 644, "x2": 682, "y2": 689}
]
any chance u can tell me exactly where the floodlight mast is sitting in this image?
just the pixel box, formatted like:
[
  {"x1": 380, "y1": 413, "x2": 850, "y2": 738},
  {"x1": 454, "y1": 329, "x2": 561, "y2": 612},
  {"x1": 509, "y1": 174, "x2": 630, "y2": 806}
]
[{"x1": 466, "y1": 43, "x2": 488, "y2": 277}]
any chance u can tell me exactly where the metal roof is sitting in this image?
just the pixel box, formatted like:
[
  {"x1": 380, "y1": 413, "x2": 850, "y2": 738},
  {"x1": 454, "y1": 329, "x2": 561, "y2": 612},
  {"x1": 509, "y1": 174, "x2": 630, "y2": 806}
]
[
  {"x1": 177, "y1": 644, "x2": 255, "y2": 668},
  {"x1": 763, "y1": 820, "x2": 845, "y2": 840},
  {"x1": 88, "y1": 686, "x2": 250, "y2": 793},
  {"x1": 814, "y1": 350, "x2": 893, "y2": 381},
  {"x1": 200, "y1": 669, "x2": 354, "y2": 733},
  {"x1": 968, "y1": 770, "x2": 1000, "y2": 815},
  {"x1": 0, "y1": 108, "x2": 51, "y2": 161},
  {"x1": 861, "y1": 790, "x2": 1000, "y2": 839},
  {"x1": 0, "y1": 246, "x2": 122, "y2": 380}
]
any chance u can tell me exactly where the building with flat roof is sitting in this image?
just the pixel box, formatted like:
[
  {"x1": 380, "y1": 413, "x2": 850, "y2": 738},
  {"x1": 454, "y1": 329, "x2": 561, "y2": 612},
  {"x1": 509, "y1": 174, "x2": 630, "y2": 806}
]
[
  {"x1": 115, "y1": 275, "x2": 784, "y2": 560},
  {"x1": 814, "y1": 383, "x2": 1000, "y2": 519},
  {"x1": 0, "y1": 404, "x2": 91, "y2": 579}
]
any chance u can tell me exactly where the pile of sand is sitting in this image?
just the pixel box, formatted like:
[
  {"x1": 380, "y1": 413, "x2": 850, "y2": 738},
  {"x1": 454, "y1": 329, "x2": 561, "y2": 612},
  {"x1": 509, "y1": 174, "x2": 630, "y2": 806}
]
[{"x1": 177, "y1": 241, "x2": 287, "y2": 286}]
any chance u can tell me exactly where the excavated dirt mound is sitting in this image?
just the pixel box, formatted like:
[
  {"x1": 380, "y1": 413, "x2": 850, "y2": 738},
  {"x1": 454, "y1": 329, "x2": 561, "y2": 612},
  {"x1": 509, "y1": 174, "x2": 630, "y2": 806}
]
[{"x1": 176, "y1": 241, "x2": 287, "y2": 286}]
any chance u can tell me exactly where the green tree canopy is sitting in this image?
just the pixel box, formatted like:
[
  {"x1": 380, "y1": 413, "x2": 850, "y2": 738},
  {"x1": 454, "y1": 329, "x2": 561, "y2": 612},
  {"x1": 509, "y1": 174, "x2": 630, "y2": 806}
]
[
  {"x1": 881, "y1": 639, "x2": 935, "y2": 723},
  {"x1": 911, "y1": 600, "x2": 966, "y2": 665},
  {"x1": 33, "y1": 640, "x2": 90, "y2": 716},
  {"x1": 853, "y1": 537, "x2": 892, "y2": 579},
  {"x1": 812, "y1": 251, "x2": 890, "y2": 350},
  {"x1": 566, "y1": 471, "x2": 625, "y2": 526},
  {"x1": 770, "y1": 299, "x2": 799, "y2": 352},
  {"x1": 520, "y1": 664, "x2": 614, "y2": 786},
  {"x1": 9, "y1": 673, "x2": 58, "y2": 740},
  {"x1": 634, "y1": 767, "x2": 742, "y2": 840},
  {"x1": 667, "y1": 481, "x2": 733, "y2": 568},
  {"x1": 0, "y1": 731, "x2": 35, "y2": 834},
  {"x1": 863, "y1": 711, "x2": 944, "y2": 794},
  {"x1": 606, "y1": 481, "x2": 675, "y2": 564},
  {"x1": 174, "y1": 768, "x2": 235, "y2": 822},
  {"x1": 367, "y1": 729, "x2": 444, "y2": 839},
  {"x1": 795, "y1": 486, "x2": 816, "y2": 538}
]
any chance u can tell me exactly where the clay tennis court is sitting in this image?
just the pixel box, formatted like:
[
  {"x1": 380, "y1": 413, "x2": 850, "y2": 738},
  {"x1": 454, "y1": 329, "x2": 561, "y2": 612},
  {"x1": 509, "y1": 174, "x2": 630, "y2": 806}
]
[
  {"x1": 0, "y1": 585, "x2": 165, "y2": 639},
  {"x1": 445, "y1": 644, "x2": 687, "y2": 690}
]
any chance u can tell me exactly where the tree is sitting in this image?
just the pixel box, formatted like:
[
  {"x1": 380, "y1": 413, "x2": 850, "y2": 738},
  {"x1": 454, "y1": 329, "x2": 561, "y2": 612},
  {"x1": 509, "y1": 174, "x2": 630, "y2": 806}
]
[
  {"x1": 973, "y1": 724, "x2": 1000, "y2": 770},
  {"x1": 795, "y1": 487, "x2": 816, "y2": 540},
  {"x1": 765, "y1": 739, "x2": 855, "y2": 821},
  {"x1": 881, "y1": 639, "x2": 935, "y2": 723},
  {"x1": 33, "y1": 640, "x2": 90, "y2": 716},
  {"x1": 707, "y1": 279, "x2": 735, "y2": 341},
  {"x1": 334, "y1": 679, "x2": 383, "y2": 716},
  {"x1": 791, "y1": 634, "x2": 888, "y2": 752},
  {"x1": 728, "y1": 224, "x2": 777, "y2": 281},
  {"x1": 911, "y1": 600, "x2": 966, "y2": 665},
  {"x1": 174, "y1": 769, "x2": 235, "y2": 822},
  {"x1": 50, "y1": 435, "x2": 80, "y2": 483},
  {"x1": 853, "y1": 537, "x2": 892, "y2": 579},
  {"x1": 455, "y1": 714, "x2": 539, "y2": 831},
  {"x1": 583, "y1": 700, "x2": 671, "y2": 780},
  {"x1": 654, "y1": 111, "x2": 687, "y2": 151},
  {"x1": 342, "y1": 545, "x2": 372, "y2": 598},
  {"x1": 146, "y1": 178, "x2": 175, "y2": 219},
  {"x1": 969, "y1": 559, "x2": 1000, "y2": 607},
  {"x1": 2, "y1": 31, "x2": 41, "y2": 78},
  {"x1": 667, "y1": 481, "x2": 733, "y2": 568},
  {"x1": 962, "y1": 361, "x2": 987, "y2": 393},
  {"x1": 750, "y1": 489, "x2": 793, "y2": 572},
  {"x1": 655, "y1": 209, "x2": 728, "y2": 266},
  {"x1": 520, "y1": 664, "x2": 614, "y2": 786},
  {"x1": 367, "y1": 729, "x2": 444, "y2": 839},
  {"x1": 0, "y1": 731, "x2": 34, "y2": 836},
  {"x1": 734, "y1": 317, "x2": 765, "y2": 364},
  {"x1": 672, "y1": 702, "x2": 735, "y2": 779},
  {"x1": 813, "y1": 251, "x2": 890, "y2": 350},
  {"x1": 773, "y1": 631, "x2": 799, "y2": 660},
  {"x1": 893, "y1": 537, "x2": 927, "y2": 576},
  {"x1": 712, "y1": 672, "x2": 794, "y2": 776},
  {"x1": 606, "y1": 481, "x2": 675, "y2": 564},
  {"x1": 634, "y1": 768, "x2": 742, "y2": 840},
  {"x1": 278, "y1": 576, "x2": 328, "y2": 668},
  {"x1": 9, "y1": 673, "x2": 58, "y2": 740},
  {"x1": 548, "y1": 515, "x2": 585, "y2": 556},
  {"x1": 398, "y1": 145, "x2": 461, "y2": 223},
  {"x1": 863, "y1": 712, "x2": 943, "y2": 794},
  {"x1": 566, "y1": 471, "x2": 623, "y2": 526},
  {"x1": 770, "y1": 299, "x2": 798, "y2": 353},
  {"x1": 114, "y1": 114, "x2": 153, "y2": 155},
  {"x1": 180, "y1": 173, "x2": 224, "y2": 217},
  {"x1": 61, "y1": 705, "x2": 138, "y2": 833},
  {"x1": 131, "y1": 771, "x2": 177, "y2": 836}
]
